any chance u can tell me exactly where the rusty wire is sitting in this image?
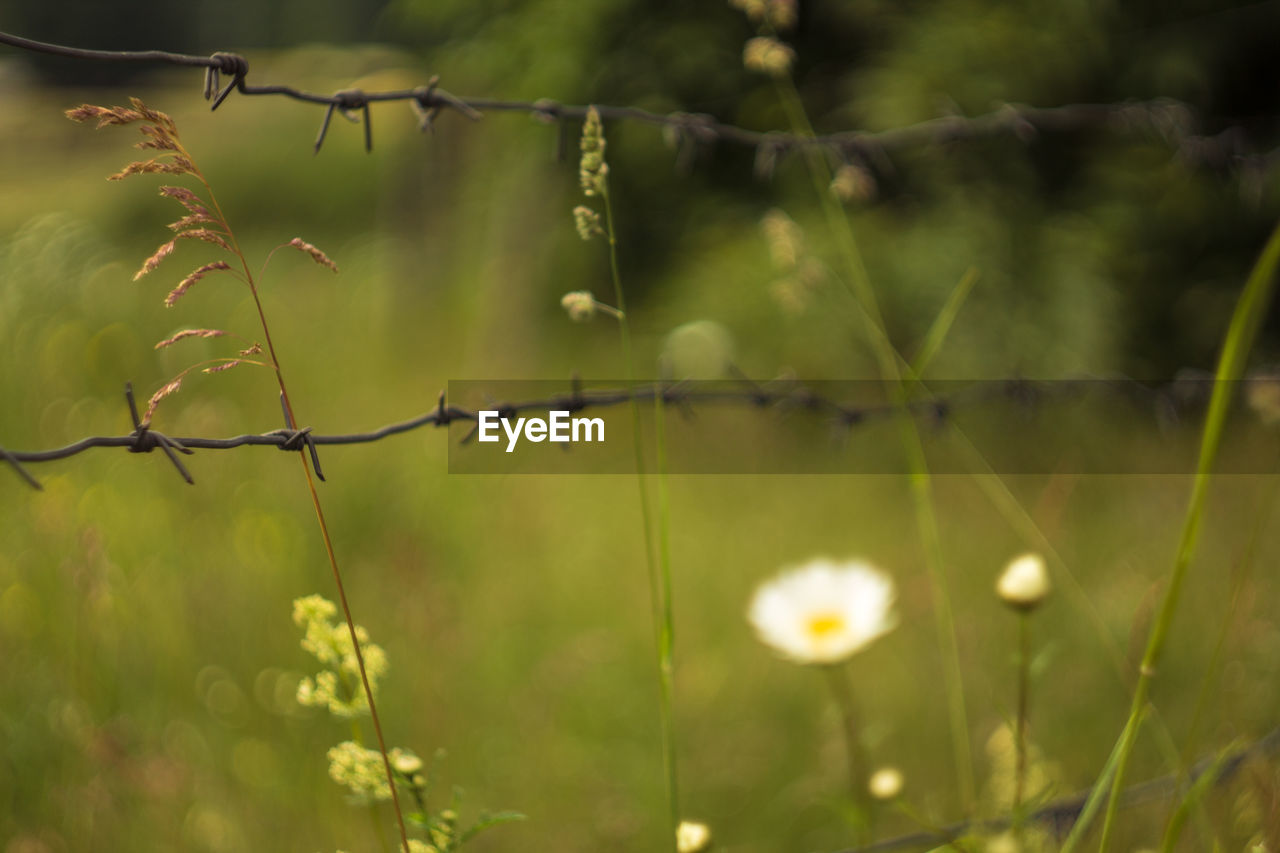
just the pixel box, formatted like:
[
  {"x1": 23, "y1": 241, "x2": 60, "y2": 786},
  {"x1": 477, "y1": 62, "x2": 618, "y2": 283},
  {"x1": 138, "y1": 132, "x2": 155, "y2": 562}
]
[{"x1": 0, "y1": 29, "x2": 1271, "y2": 173}]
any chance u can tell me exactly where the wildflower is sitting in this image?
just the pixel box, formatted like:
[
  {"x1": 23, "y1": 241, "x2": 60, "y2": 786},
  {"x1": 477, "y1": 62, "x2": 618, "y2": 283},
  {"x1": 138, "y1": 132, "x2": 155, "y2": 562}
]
[
  {"x1": 868, "y1": 766, "x2": 904, "y2": 800},
  {"x1": 830, "y1": 163, "x2": 877, "y2": 204},
  {"x1": 579, "y1": 106, "x2": 608, "y2": 197},
  {"x1": 561, "y1": 291, "x2": 598, "y2": 322},
  {"x1": 761, "y1": 209, "x2": 803, "y2": 271},
  {"x1": 573, "y1": 205, "x2": 603, "y2": 240},
  {"x1": 292, "y1": 595, "x2": 388, "y2": 717},
  {"x1": 748, "y1": 558, "x2": 897, "y2": 665},
  {"x1": 327, "y1": 741, "x2": 392, "y2": 801},
  {"x1": 676, "y1": 820, "x2": 712, "y2": 853},
  {"x1": 390, "y1": 749, "x2": 423, "y2": 776},
  {"x1": 996, "y1": 553, "x2": 1050, "y2": 611},
  {"x1": 743, "y1": 37, "x2": 796, "y2": 77}
]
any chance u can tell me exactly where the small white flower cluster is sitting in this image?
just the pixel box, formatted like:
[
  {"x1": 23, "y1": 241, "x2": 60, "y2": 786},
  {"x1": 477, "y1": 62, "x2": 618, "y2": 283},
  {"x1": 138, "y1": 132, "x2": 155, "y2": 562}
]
[
  {"x1": 292, "y1": 594, "x2": 388, "y2": 717},
  {"x1": 561, "y1": 290, "x2": 598, "y2": 322},
  {"x1": 327, "y1": 740, "x2": 392, "y2": 801},
  {"x1": 573, "y1": 205, "x2": 603, "y2": 241}
]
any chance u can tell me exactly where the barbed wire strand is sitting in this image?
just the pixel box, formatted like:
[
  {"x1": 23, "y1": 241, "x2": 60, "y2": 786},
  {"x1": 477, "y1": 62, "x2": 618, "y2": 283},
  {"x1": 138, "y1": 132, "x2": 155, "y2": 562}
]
[
  {"x1": 0, "y1": 29, "x2": 1269, "y2": 172},
  {"x1": 840, "y1": 725, "x2": 1280, "y2": 853},
  {"x1": 0, "y1": 375, "x2": 1238, "y2": 489}
]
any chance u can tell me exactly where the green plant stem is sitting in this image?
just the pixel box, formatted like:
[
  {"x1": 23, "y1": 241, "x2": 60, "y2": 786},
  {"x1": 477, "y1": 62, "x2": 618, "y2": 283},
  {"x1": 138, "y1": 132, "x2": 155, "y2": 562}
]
[
  {"x1": 771, "y1": 76, "x2": 975, "y2": 811},
  {"x1": 191, "y1": 162, "x2": 411, "y2": 853},
  {"x1": 654, "y1": 372, "x2": 679, "y2": 842},
  {"x1": 825, "y1": 663, "x2": 871, "y2": 844},
  {"x1": 1071, "y1": 215, "x2": 1280, "y2": 853},
  {"x1": 601, "y1": 185, "x2": 680, "y2": 848},
  {"x1": 1013, "y1": 613, "x2": 1030, "y2": 826}
]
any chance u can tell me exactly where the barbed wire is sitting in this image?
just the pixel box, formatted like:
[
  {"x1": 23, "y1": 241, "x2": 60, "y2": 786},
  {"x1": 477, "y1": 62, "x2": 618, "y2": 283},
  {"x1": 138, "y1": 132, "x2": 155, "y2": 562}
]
[
  {"x1": 0, "y1": 374, "x2": 1248, "y2": 490},
  {"x1": 0, "y1": 30, "x2": 1272, "y2": 177},
  {"x1": 841, "y1": 725, "x2": 1280, "y2": 853}
]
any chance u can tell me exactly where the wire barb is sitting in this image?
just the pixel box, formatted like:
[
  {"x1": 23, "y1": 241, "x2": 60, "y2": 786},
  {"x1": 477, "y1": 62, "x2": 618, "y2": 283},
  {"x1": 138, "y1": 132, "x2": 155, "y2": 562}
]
[
  {"x1": 123, "y1": 382, "x2": 195, "y2": 484},
  {"x1": 206, "y1": 51, "x2": 248, "y2": 111},
  {"x1": 275, "y1": 393, "x2": 325, "y2": 481},
  {"x1": 0, "y1": 444, "x2": 42, "y2": 490}
]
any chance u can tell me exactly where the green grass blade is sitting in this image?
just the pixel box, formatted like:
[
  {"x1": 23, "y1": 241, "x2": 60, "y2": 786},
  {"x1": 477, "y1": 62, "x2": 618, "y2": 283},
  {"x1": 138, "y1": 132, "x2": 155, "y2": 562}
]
[
  {"x1": 1091, "y1": 214, "x2": 1280, "y2": 852},
  {"x1": 910, "y1": 266, "x2": 980, "y2": 381}
]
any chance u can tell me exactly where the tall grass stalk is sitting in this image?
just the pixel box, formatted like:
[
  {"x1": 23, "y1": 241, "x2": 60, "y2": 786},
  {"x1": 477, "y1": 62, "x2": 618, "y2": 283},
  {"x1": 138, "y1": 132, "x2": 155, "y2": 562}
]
[
  {"x1": 600, "y1": 179, "x2": 681, "y2": 848},
  {"x1": 770, "y1": 77, "x2": 976, "y2": 810},
  {"x1": 206, "y1": 160, "x2": 412, "y2": 853},
  {"x1": 1063, "y1": 216, "x2": 1280, "y2": 852},
  {"x1": 68, "y1": 102, "x2": 411, "y2": 853}
]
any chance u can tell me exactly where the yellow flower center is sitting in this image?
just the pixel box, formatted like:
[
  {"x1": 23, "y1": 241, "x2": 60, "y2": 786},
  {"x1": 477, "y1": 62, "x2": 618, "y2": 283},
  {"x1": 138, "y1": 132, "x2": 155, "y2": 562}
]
[{"x1": 806, "y1": 613, "x2": 845, "y2": 638}]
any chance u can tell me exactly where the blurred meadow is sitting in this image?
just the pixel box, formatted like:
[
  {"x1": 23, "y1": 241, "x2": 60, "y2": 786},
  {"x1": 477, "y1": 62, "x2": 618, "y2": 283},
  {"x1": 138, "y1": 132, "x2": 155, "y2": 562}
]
[{"x1": 2, "y1": 1, "x2": 1280, "y2": 851}]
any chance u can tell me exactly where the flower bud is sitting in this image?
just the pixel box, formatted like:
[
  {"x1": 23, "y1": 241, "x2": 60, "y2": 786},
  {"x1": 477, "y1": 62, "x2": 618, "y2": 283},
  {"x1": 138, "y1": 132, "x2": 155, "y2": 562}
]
[
  {"x1": 868, "y1": 766, "x2": 904, "y2": 800},
  {"x1": 996, "y1": 553, "x2": 1050, "y2": 611},
  {"x1": 676, "y1": 820, "x2": 712, "y2": 853},
  {"x1": 561, "y1": 291, "x2": 597, "y2": 322}
]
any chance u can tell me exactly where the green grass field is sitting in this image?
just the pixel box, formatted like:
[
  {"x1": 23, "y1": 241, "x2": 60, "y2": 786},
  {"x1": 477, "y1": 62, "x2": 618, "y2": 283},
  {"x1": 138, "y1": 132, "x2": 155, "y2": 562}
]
[{"x1": 2, "y1": 41, "x2": 1279, "y2": 853}]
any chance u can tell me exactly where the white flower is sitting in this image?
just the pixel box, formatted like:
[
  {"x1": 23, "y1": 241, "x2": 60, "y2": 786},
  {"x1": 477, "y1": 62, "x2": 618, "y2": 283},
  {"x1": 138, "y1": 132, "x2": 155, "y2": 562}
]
[
  {"x1": 676, "y1": 820, "x2": 712, "y2": 853},
  {"x1": 996, "y1": 553, "x2": 1050, "y2": 610},
  {"x1": 561, "y1": 290, "x2": 597, "y2": 322},
  {"x1": 748, "y1": 558, "x2": 897, "y2": 665}
]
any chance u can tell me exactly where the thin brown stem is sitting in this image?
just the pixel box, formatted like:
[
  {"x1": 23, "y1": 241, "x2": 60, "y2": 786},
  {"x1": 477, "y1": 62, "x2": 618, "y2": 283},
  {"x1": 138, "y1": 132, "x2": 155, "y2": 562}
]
[{"x1": 183, "y1": 148, "x2": 411, "y2": 853}]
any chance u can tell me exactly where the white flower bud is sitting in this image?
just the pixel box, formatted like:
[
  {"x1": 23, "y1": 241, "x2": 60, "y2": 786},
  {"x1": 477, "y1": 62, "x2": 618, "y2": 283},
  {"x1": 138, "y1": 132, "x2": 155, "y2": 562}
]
[
  {"x1": 996, "y1": 553, "x2": 1050, "y2": 611},
  {"x1": 676, "y1": 820, "x2": 712, "y2": 853},
  {"x1": 868, "y1": 766, "x2": 904, "y2": 800}
]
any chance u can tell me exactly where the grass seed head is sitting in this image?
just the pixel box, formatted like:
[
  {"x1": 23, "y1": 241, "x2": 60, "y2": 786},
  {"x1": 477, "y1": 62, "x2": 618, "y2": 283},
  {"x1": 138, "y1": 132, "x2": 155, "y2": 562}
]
[
  {"x1": 743, "y1": 37, "x2": 796, "y2": 77},
  {"x1": 166, "y1": 261, "x2": 232, "y2": 308},
  {"x1": 561, "y1": 290, "x2": 598, "y2": 322},
  {"x1": 143, "y1": 376, "x2": 184, "y2": 425},
  {"x1": 286, "y1": 238, "x2": 339, "y2": 273},
  {"x1": 154, "y1": 328, "x2": 227, "y2": 349},
  {"x1": 579, "y1": 107, "x2": 609, "y2": 197}
]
